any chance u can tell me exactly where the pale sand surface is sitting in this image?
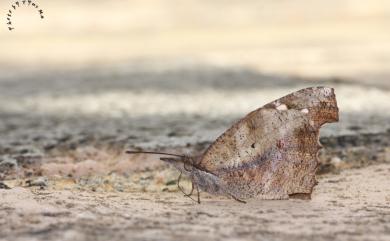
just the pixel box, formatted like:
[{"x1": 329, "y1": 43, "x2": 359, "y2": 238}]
[{"x1": 1, "y1": 164, "x2": 390, "y2": 241}]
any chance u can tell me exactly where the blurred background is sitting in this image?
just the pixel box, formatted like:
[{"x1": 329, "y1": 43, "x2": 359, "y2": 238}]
[
  {"x1": 1, "y1": 0, "x2": 390, "y2": 171},
  {"x1": 2, "y1": 0, "x2": 390, "y2": 77}
]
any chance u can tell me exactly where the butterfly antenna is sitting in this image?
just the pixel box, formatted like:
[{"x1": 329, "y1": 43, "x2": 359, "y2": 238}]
[{"x1": 126, "y1": 150, "x2": 184, "y2": 158}]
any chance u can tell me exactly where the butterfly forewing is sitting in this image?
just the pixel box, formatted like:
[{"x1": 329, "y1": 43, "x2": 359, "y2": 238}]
[{"x1": 198, "y1": 87, "x2": 338, "y2": 199}]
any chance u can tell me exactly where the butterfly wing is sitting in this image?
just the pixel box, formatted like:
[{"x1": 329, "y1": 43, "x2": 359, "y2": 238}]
[{"x1": 197, "y1": 87, "x2": 338, "y2": 199}]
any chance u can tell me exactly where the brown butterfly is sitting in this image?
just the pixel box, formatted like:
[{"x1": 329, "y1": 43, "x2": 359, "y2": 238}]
[{"x1": 127, "y1": 87, "x2": 339, "y2": 203}]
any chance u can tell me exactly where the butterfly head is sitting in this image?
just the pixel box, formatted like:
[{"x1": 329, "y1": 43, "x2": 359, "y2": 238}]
[{"x1": 160, "y1": 155, "x2": 197, "y2": 175}]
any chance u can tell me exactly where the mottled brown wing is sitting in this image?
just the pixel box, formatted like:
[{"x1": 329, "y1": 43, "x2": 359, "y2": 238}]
[{"x1": 198, "y1": 87, "x2": 338, "y2": 199}]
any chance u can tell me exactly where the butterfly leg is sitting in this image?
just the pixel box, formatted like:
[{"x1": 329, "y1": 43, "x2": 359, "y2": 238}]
[
  {"x1": 196, "y1": 185, "x2": 201, "y2": 204},
  {"x1": 177, "y1": 172, "x2": 193, "y2": 196},
  {"x1": 177, "y1": 172, "x2": 186, "y2": 194},
  {"x1": 230, "y1": 194, "x2": 246, "y2": 204},
  {"x1": 177, "y1": 172, "x2": 199, "y2": 203}
]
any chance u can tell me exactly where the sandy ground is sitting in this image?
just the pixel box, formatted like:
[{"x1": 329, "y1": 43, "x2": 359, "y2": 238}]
[{"x1": 1, "y1": 164, "x2": 390, "y2": 241}]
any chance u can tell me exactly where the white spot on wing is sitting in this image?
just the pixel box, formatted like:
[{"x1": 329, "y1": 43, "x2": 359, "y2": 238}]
[
  {"x1": 321, "y1": 87, "x2": 333, "y2": 96},
  {"x1": 276, "y1": 104, "x2": 288, "y2": 111},
  {"x1": 301, "y1": 108, "x2": 309, "y2": 114}
]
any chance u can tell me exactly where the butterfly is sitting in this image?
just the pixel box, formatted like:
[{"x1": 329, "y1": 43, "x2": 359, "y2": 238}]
[{"x1": 127, "y1": 87, "x2": 339, "y2": 203}]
